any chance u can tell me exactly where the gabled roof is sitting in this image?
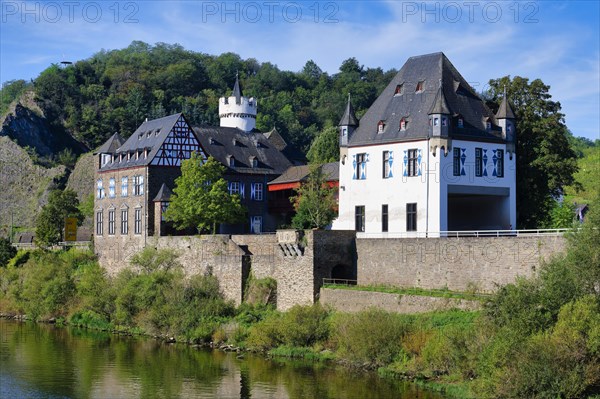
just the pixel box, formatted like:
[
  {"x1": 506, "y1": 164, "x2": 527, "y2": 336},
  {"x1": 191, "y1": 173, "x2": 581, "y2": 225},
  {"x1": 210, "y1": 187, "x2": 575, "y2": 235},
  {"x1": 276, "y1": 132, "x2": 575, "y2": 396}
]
[
  {"x1": 98, "y1": 113, "x2": 195, "y2": 171},
  {"x1": 496, "y1": 95, "x2": 515, "y2": 119},
  {"x1": 268, "y1": 162, "x2": 339, "y2": 186},
  {"x1": 194, "y1": 126, "x2": 293, "y2": 176},
  {"x1": 348, "y1": 52, "x2": 505, "y2": 146},
  {"x1": 232, "y1": 73, "x2": 242, "y2": 104},
  {"x1": 153, "y1": 183, "x2": 172, "y2": 202},
  {"x1": 263, "y1": 128, "x2": 307, "y2": 165},
  {"x1": 339, "y1": 95, "x2": 359, "y2": 127},
  {"x1": 95, "y1": 132, "x2": 124, "y2": 154}
]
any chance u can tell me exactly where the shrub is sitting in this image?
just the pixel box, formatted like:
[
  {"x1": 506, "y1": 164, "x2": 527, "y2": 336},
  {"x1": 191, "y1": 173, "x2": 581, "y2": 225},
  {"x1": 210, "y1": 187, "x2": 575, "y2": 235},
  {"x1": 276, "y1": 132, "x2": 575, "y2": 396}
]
[
  {"x1": 279, "y1": 304, "x2": 331, "y2": 347},
  {"x1": 6, "y1": 250, "x2": 31, "y2": 268},
  {"x1": 246, "y1": 314, "x2": 284, "y2": 351},
  {"x1": 331, "y1": 309, "x2": 411, "y2": 367},
  {"x1": 130, "y1": 247, "x2": 181, "y2": 273},
  {"x1": 0, "y1": 238, "x2": 16, "y2": 267}
]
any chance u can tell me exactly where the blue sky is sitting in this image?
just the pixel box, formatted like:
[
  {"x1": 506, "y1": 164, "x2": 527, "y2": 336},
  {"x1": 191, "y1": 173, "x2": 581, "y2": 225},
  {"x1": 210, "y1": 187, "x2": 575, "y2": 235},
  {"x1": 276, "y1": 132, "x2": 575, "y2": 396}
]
[{"x1": 1, "y1": 1, "x2": 599, "y2": 140}]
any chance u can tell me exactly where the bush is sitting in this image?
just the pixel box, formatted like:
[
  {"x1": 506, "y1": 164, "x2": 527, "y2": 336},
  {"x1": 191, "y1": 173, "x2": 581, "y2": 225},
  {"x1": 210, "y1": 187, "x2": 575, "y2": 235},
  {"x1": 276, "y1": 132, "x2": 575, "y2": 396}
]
[
  {"x1": 0, "y1": 238, "x2": 16, "y2": 267},
  {"x1": 280, "y1": 304, "x2": 331, "y2": 347},
  {"x1": 331, "y1": 309, "x2": 411, "y2": 367},
  {"x1": 6, "y1": 249, "x2": 30, "y2": 268}
]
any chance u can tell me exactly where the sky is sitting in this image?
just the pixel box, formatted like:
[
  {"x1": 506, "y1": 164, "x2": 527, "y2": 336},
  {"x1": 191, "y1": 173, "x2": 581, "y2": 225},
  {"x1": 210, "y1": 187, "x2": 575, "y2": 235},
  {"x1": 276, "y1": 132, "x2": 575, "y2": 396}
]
[{"x1": 1, "y1": 0, "x2": 599, "y2": 140}]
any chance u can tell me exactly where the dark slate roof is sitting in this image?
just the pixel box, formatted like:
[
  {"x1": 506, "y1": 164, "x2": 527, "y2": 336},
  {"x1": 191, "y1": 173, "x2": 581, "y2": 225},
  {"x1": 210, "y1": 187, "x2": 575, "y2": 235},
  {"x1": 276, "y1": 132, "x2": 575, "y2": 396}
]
[
  {"x1": 232, "y1": 74, "x2": 242, "y2": 104},
  {"x1": 496, "y1": 96, "x2": 515, "y2": 119},
  {"x1": 153, "y1": 183, "x2": 172, "y2": 202},
  {"x1": 349, "y1": 52, "x2": 505, "y2": 147},
  {"x1": 263, "y1": 128, "x2": 307, "y2": 165},
  {"x1": 428, "y1": 85, "x2": 451, "y2": 115},
  {"x1": 268, "y1": 162, "x2": 339, "y2": 186},
  {"x1": 194, "y1": 126, "x2": 293, "y2": 176},
  {"x1": 339, "y1": 95, "x2": 359, "y2": 127},
  {"x1": 98, "y1": 113, "x2": 187, "y2": 171},
  {"x1": 94, "y1": 132, "x2": 124, "y2": 154}
]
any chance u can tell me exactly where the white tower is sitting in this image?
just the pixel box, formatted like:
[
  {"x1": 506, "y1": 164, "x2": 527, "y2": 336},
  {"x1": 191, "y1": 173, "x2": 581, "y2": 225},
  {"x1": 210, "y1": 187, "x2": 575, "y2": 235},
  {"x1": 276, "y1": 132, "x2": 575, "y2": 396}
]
[{"x1": 219, "y1": 73, "x2": 257, "y2": 132}]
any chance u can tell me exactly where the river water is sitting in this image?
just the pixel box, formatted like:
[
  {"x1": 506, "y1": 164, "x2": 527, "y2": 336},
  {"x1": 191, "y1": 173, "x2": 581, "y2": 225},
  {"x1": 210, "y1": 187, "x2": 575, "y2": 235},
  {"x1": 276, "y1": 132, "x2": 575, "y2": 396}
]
[{"x1": 0, "y1": 319, "x2": 447, "y2": 399}]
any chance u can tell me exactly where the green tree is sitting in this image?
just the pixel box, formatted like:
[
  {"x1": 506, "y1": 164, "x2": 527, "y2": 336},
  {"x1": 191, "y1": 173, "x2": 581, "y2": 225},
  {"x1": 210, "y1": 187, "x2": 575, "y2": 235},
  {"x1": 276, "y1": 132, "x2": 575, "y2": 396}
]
[
  {"x1": 35, "y1": 189, "x2": 83, "y2": 247},
  {"x1": 165, "y1": 154, "x2": 245, "y2": 234},
  {"x1": 487, "y1": 76, "x2": 578, "y2": 228},
  {"x1": 0, "y1": 237, "x2": 17, "y2": 267},
  {"x1": 291, "y1": 165, "x2": 337, "y2": 229},
  {"x1": 307, "y1": 126, "x2": 339, "y2": 164}
]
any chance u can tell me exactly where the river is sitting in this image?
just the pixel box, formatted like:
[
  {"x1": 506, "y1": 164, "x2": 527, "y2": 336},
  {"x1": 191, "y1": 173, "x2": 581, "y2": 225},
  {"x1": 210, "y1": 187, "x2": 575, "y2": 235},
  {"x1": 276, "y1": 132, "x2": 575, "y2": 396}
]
[{"x1": 0, "y1": 319, "x2": 447, "y2": 399}]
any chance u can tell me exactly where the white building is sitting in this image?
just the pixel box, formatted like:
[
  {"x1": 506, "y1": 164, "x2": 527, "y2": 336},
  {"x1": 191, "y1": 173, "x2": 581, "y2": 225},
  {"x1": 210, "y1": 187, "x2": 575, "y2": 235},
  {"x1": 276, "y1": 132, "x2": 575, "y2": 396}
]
[{"x1": 333, "y1": 52, "x2": 516, "y2": 237}]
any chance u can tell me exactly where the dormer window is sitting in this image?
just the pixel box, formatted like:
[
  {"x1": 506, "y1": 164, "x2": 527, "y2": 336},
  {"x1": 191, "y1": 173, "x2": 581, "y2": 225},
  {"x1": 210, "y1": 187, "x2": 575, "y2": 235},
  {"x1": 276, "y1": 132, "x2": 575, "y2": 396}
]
[
  {"x1": 377, "y1": 121, "x2": 385, "y2": 134},
  {"x1": 250, "y1": 156, "x2": 258, "y2": 168},
  {"x1": 416, "y1": 81, "x2": 424, "y2": 92},
  {"x1": 233, "y1": 138, "x2": 239, "y2": 146},
  {"x1": 400, "y1": 118, "x2": 407, "y2": 131},
  {"x1": 138, "y1": 133, "x2": 143, "y2": 140},
  {"x1": 394, "y1": 84, "x2": 403, "y2": 95},
  {"x1": 229, "y1": 156, "x2": 235, "y2": 168},
  {"x1": 486, "y1": 121, "x2": 492, "y2": 131},
  {"x1": 209, "y1": 137, "x2": 215, "y2": 145},
  {"x1": 458, "y1": 118, "x2": 464, "y2": 128}
]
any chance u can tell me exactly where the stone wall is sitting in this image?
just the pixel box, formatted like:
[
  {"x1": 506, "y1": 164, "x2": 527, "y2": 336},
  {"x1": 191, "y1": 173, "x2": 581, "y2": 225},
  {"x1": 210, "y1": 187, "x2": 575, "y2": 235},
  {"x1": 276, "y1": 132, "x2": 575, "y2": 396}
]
[
  {"x1": 154, "y1": 235, "x2": 246, "y2": 305},
  {"x1": 357, "y1": 235, "x2": 567, "y2": 292},
  {"x1": 320, "y1": 288, "x2": 480, "y2": 313}
]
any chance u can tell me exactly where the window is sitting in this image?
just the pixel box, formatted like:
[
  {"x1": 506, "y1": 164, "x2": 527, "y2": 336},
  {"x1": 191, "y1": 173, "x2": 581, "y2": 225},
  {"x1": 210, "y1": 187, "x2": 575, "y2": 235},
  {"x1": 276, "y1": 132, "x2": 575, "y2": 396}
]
[
  {"x1": 394, "y1": 84, "x2": 403, "y2": 95},
  {"x1": 383, "y1": 151, "x2": 392, "y2": 178},
  {"x1": 400, "y1": 118, "x2": 407, "y2": 131},
  {"x1": 475, "y1": 148, "x2": 483, "y2": 177},
  {"x1": 496, "y1": 149, "x2": 504, "y2": 178},
  {"x1": 453, "y1": 148, "x2": 461, "y2": 176},
  {"x1": 251, "y1": 183, "x2": 263, "y2": 201},
  {"x1": 406, "y1": 203, "x2": 417, "y2": 232},
  {"x1": 442, "y1": 117, "x2": 447, "y2": 127},
  {"x1": 161, "y1": 202, "x2": 169, "y2": 221},
  {"x1": 355, "y1": 206, "x2": 365, "y2": 232},
  {"x1": 342, "y1": 127, "x2": 347, "y2": 138},
  {"x1": 382, "y1": 205, "x2": 388, "y2": 232},
  {"x1": 433, "y1": 117, "x2": 439, "y2": 126},
  {"x1": 251, "y1": 158, "x2": 258, "y2": 168},
  {"x1": 95, "y1": 210, "x2": 103, "y2": 236},
  {"x1": 229, "y1": 181, "x2": 240, "y2": 196},
  {"x1": 229, "y1": 156, "x2": 235, "y2": 167},
  {"x1": 407, "y1": 149, "x2": 418, "y2": 177},
  {"x1": 416, "y1": 81, "x2": 424, "y2": 92},
  {"x1": 134, "y1": 208, "x2": 142, "y2": 235},
  {"x1": 121, "y1": 209, "x2": 128, "y2": 235},
  {"x1": 486, "y1": 121, "x2": 492, "y2": 131},
  {"x1": 108, "y1": 209, "x2": 115, "y2": 235},
  {"x1": 355, "y1": 153, "x2": 367, "y2": 180},
  {"x1": 121, "y1": 177, "x2": 128, "y2": 197},
  {"x1": 96, "y1": 179, "x2": 104, "y2": 199},
  {"x1": 133, "y1": 175, "x2": 144, "y2": 196},
  {"x1": 377, "y1": 121, "x2": 385, "y2": 134},
  {"x1": 108, "y1": 178, "x2": 116, "y2": 198},
  {"x1": 458, "y1": 118, "x2": 464, "y2": 128},
  {"x1": 250, "y1": 216, "x2": 262, "y2": 234}
]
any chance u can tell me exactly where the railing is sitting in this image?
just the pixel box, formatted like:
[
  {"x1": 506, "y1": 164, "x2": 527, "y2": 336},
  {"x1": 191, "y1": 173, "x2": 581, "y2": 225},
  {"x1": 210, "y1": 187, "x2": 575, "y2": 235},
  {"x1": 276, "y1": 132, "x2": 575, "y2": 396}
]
[
  {"x1": 11, "y1": 241, "x2": 92, "y2": 250},
  {"x1": 356, "y1": 228, "x2": 572, "y2": 239},
  {"x1": 323, "y1": 278, "x2": 357, "y2": 286}
]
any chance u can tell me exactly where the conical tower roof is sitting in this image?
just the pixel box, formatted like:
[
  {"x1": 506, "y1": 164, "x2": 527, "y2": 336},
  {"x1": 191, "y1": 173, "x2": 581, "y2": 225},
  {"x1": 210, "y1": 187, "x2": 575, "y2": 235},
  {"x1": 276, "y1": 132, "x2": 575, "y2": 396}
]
[
  {"x1": 153, "y1": 183, "x2": 172, "y2": 202},
  {"x1": 428, "y1": 81, "x2": 451, "y2": 115},
  {"x1": 232, "y1": 73, "x2": 242, "y2": 104},
  {"x1": 339, "y1": 94, "x2": 359, "y2": 127},
  {"x1": 496, "y1": 89, "x2": 515, "y2": 119}
]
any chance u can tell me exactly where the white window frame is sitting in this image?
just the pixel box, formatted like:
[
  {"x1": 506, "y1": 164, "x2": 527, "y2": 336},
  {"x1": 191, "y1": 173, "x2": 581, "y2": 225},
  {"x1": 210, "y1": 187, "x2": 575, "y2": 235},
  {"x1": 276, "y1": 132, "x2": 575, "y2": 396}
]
[
  {"x1": 95, "y1": 210, "x2": 103, "y2": 236},
  {"x1": 108, "y1": 209, "x2": 116, "y2": 235},
  {"x1": 121, "y1": 208, "x2": 128, "y2": 235},
  {"x1": 96, "y1": 179, "x2": 104, "y2": 199},
  {"x1": 108, "y1": 178, "x2": 116, "y2": 198},
  {"x1": 229, "y1": 181, "x2": 240, "y2": 196},
  {"x1": 134, "y1": 208, "x2": 142, "y2": 235},
  {"x1": 250, "y1": 216, "x2": 262, "y2": 234},
  {"x1": 251, "y1": 183, "x2": 263, "y2": 201}
]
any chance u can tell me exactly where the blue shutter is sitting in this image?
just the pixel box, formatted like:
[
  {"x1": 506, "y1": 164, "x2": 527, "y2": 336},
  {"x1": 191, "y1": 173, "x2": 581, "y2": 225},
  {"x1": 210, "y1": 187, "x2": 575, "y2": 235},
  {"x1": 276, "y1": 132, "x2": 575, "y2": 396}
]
[
  {"x1": 352, "y1": 155, "x2": 357, "y2": 180},
  {"x1": 417, "y1": 149, "x2": 422, "y2": 176},
  {"x1": 460, "y1": 149, "x2": 467, "y2": 176},
  {"x1": 250, "y1": 183, "x2": 256, "y2": 200},
  {"x1": 240, "y1": 183, "x2": 245, "y2": 198},
  {"x1": 403, "y1": 150, "x2": 408, "y2": 177},
  {"x1": 482, "y1": 149, "x2": 488, "y2": 176},
  {"x1": 492, "y1": 150, "x2": 498, "y2": 177},
  {"x1": 388, "y1": 151, "x2": 393, "y2": 178}
]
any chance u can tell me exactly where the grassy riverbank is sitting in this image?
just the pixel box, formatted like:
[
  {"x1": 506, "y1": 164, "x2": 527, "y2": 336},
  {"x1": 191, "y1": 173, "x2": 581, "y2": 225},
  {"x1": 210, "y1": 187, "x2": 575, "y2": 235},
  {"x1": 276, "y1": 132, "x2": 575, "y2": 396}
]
[{"x1": 1, "y1": 202, "x2": 599, "y2": 398}]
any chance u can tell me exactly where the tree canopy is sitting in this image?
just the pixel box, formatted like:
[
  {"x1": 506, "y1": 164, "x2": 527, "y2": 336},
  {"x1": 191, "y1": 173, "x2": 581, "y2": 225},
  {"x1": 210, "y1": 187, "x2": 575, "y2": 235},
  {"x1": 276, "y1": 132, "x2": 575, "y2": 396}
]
[
  {"x1": 306, "y1": 126, "x2": 339, "y2": 164},
  {"x1": 291, "y1": 165, "x2": 338, "y2": 229},
  {"x1": 165, "y1": 154, "x2": 245, "y2": 234},
  {"x1": 487, "y1": 76, "x2": 578, "y2": 228},
  {"x1": 35, "y1": 189, "x2": 84, "y2": 246},
  {"x1": 23, "y1": 41, "x2": 395, "y2": 152}
]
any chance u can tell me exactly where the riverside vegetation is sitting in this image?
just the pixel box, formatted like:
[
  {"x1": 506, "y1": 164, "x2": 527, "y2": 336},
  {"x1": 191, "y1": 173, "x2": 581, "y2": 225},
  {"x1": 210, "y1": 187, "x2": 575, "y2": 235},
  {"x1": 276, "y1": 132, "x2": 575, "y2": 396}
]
[{"x1": 1, "y1": 201, "x2": 599, "y2": 398}]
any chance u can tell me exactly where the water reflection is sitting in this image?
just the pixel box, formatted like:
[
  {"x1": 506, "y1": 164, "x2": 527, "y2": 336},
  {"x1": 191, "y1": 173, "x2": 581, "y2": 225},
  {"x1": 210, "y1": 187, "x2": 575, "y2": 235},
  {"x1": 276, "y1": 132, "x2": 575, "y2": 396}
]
[{"x1": 0, "y1": 320, "x2": 445, "y2": 399}]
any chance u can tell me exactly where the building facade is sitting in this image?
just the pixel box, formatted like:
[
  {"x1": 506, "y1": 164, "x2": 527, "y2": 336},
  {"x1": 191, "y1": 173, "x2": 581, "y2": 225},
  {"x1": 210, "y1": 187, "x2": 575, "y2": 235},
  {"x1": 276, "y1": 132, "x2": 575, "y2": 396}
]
[
  {"x1": 94, "y1": 77, "x2": 297, "y2": 267},
  {"x1": 333, "y1": 52, "x2": 517, "y2": 236}
]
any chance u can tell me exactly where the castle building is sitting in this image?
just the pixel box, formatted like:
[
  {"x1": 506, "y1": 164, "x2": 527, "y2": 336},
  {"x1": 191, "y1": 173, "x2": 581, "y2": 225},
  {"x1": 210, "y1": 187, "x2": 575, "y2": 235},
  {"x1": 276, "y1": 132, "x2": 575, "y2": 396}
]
[
  {"x1": 333, "y1": 52, "x2": 517, "y2": 236},
  {"x1": 94, "y1": 77, "x2": 296, "y2": 266}
]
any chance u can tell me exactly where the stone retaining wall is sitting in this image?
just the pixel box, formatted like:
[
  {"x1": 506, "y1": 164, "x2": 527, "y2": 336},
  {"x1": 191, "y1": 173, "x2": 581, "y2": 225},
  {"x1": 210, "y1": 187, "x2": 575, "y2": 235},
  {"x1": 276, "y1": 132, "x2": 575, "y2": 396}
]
[
  {"x1": 357, "y1": 235, "x2": 566, "y2": 292},
  {"x1": 320, "y1": 288, "x2": 481, "y2": 314}
]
